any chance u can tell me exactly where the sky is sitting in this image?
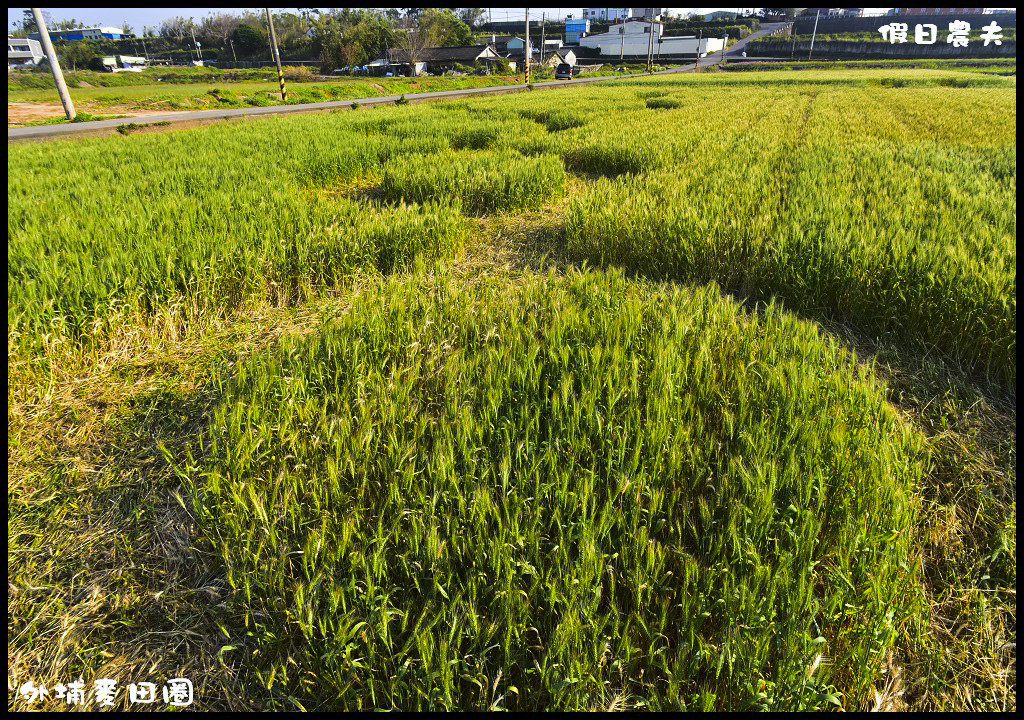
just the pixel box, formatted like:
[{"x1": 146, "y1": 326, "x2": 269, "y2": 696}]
[
  {"x1": 9, "y1": 8, "x2": 814, "y2": 33},
  {"x1": 14, "y1": 8, "x2": 1011, "y2": 33}
]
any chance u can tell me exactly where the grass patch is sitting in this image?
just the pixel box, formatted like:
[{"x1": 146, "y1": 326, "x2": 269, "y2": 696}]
[
  {"x1": 561, "y1": 144, "x2": 661, "y2": 176},
  {"x1": 379, "y1": 149, "x2": 566, "y2": 214},
  {"x1": 645, "y1": 97, "x2": 682, "y2": 109}
]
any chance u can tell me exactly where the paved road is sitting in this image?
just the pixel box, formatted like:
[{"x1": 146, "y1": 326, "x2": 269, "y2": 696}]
[
  {"x1": 694, "y1": 22, "x2": 789, "y2": 68},
  {"x1": 8, "y1": 25, "x2": 788, "y2": 143}
]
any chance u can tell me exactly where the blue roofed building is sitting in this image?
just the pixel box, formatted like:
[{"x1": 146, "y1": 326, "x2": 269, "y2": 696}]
[{"x1": 30, "y1": 26, "x2": 128, "y2": 42}]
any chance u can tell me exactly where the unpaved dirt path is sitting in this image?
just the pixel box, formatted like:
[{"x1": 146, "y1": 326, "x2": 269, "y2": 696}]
[{"x1": 8, "y1": 102, "x2": 194, "y2": 126}]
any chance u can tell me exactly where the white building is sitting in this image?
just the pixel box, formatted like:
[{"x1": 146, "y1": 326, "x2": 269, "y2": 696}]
[
  {"x1": 8, "y1": 37, "x2": 44, "y2": 67},
  {"x1": 582, "y1": 8, "x2": 631, "y2": 22},
  {"x1": 631, "y1": 8, "x2": 663, "y2": 20},
  {"x1": 579, "y1": 20, "x2": 725, "y2": 57}
]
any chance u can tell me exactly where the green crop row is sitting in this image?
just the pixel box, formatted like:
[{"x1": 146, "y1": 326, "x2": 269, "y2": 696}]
[
  {"x1": 380, "y1": 149, "x2": 566, "y2": 214},
  {"x1": 195, "y1": 268, "x2": 925, "y2": 710},
  {"x1": 6, "y1": 67, "x2": 1016, "y2": 711}
]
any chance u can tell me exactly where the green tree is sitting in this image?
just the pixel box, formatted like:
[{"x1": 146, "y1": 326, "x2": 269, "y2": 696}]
[
  {"x1": 307, "y1": 9, "x2": 395, "y2": 71},
  {"x1": 53, "y1": 18, "x2": 86, "y2": 31},
  {"x1": 458, "y1": 8, "x2": 487, "y2": 29},
  {"x1": 232, "y1": 23, "x2": 269, "y2": 58},
  {"x1": 198, "y1": 13, "x2": 242, "y2": 51},
  {"x1": 56, "y1": 40, "x2": 99, "y2": 71},
  {"x1": 11, "y1": 9, "x2": 37, "y2": 37},
  {"x1": 420, "y1": 8, "x2": 474, "y2": 47},
  {"x1": 160, "y1": 16, "x2": 194, "y2": 43},
  {"x1": 273, "y1": 12, "x2": 315, "y2": 60}
]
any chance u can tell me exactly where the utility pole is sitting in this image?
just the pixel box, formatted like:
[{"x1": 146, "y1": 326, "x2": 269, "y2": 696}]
[
  {"x1": 646, "y1": 13, "x2": 655, "y2": 73},
  {"x1": 790, "y1": 21, "x2": 797, "y2": 60},
  {"x1": 808, "y1": 9, "x2": 820, "y2": 61},
  {"x1": 191, "y1": 27, "x2": 202, "y2": 65},
  {"x1": 140, "y1": 34, "x2": 150, "y2": 62},
  {"x1": 619, "y1": 12, "x2": 625, "y2": 62},
  {"x1": 524, "y1": 8, "x2": 530, "y2": 83},
  {"x1": 229, "y1": 38, "x2": 237, "y2": 63},
  {"x1": 265, "y1": 8, "x2": 287, "y2": 100},
  {"x1": 31, "y1": 8, "x2": 75, "y2": 120},
  {"x1": 694, "y1": 28, "x2": 702, "y2": 71},
  {"x1": 720, "y1": 33, "x2": 728, "y2": 65},
  {"x1": 539, "y1": 12, "x2": 545, "y2": 67}
]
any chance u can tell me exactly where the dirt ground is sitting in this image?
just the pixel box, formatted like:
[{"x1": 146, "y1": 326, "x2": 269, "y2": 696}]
[{"x1": 8, "y1": 102, "x2": 191, "y2": 126}]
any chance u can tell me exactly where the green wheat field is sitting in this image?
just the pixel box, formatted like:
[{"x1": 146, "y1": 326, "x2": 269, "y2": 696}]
[{"x1": 7, "y1": 68, "x2": 1016, "y2": 711}]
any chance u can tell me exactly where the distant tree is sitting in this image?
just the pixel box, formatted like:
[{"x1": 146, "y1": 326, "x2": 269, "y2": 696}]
[
  {"x1": 272, "y1": 12, "x2": 315, "y2": 60},
  {"x1": 458, "y1": 8, "x2": 487, "y2": 29},
  {"x1": 420, "y1": 8, "x2": 473, "y2": 47},
  {"x1": 57, "y1": 40, "x2": 99, "y2": 71},
  {"x1": 11, "y1": 10, "x2": 86, "y2": 36},
  {"x1": 232, "y1": 23, "x2": 268, "y2": 58},
  {"x1": 53, "y1": 18, "x2": 87, "y2": 31},
  {"x1": 11, "y1": 9, "x2": 37, "y2": 37},
  {"x1": 395, "y1": 13, "x2": 433, "y2": 75},
  {"x1": 199, "y1": 13, "x2": 242, "y2": 50},
  {"x1": 160, "y1": 16, "x2": 194, "y2": 44},
  {"x1": 122, "y1": 22, "x2": 134, "y2": 37},
  {"x1": 308, "y1": 9, "x2": 395, "y2": 70}
]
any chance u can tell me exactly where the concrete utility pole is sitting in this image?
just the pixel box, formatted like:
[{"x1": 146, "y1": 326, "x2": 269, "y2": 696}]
[
  {"x1": 619, "y1": 12, "x2": 625, "y2": 62},
  {"x1": 31, "y1": 8, "x2": 75, "y2": 120},
  {"x1": 265, "y1": 8, "x2": 287, "y2": 100},
  {"x1": 191, "y1": 27, "x2": 202, "y2": 64},
  {"x1": 720, "y1": 33, "x2": 728, "y2": 65},
  {"x1": 694, "y1": 28, "x2": 702, "y2": 71},
  {"x1": 808, "y1": 10, "x2": 820, "y2": 60},
  {"x1": 229, "y1": 38, "x2": 237, "y2": 63},
  {"x1": 539, "y1": 12, "x2": 545, "y2": 66},
  {"x1": 790, "y1": 21, "x2": 797, "y2": 59},
  {"x1": 646, "y1": 15, "x2": 655, "y2": 72},
  {"x1": 524, "y1": 8, "x2": 530, "y2": 83}
]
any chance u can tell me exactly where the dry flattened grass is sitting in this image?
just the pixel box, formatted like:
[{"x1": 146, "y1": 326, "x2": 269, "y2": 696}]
[
  {"x1": 8, "y1": 299, "x2": 335, "y2": 711},
  {"x1": 815, "y1": 318, "x2": 1016, "y2": 712}
]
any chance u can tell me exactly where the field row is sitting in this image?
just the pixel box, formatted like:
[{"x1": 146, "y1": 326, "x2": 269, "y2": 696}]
[
  {"x1": 6, "y1": 68, "x2": 1016, "y2": 710},
  {"x1": 9, "y1": 70, "x2": 1016, "y2": 382}
]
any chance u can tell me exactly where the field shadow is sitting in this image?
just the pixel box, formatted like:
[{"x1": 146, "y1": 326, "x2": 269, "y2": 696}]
[{"x1": 7, "y1": 329, "x2": 318, "y2": 710}]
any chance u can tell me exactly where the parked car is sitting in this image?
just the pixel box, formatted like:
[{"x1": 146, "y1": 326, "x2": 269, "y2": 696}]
[{"x1": 555, "y1": 63, "x2": 577, "y2": 80}]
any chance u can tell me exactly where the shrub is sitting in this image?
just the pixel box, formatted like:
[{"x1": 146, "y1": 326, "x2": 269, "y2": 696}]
[{"x1": 282, "y1": 65, "x2": 316, "y2": 82}]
